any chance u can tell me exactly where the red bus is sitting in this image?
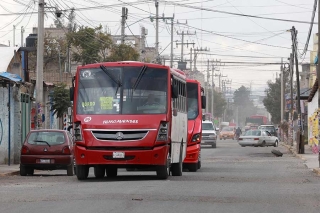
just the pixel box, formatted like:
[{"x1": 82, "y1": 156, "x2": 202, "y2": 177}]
[
  {"x1": 183, "y1": 79, "x2": 206, "y2": 172},
  {"x1": 70, "y1": 61, "x2": 187, "y2": 180},
  {"x1": 245, "y1": 115, "x2": 268, "y2": 126}
]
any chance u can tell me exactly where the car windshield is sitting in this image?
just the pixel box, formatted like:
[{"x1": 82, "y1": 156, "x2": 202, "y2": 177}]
[
  {"x1": 259, "y1": 126, "x2": 275, "y2": 133},
  {"x1": 244, "y1": 130, "x2": 261, "y2": 136},
  {"x1": 222, "y1": 127, "x2": 233, "y2": 132},
  {"x1": 202, "y1": 123, "x2": 214, "y2": 130},
  {"x1": 187, "y1": 82, "x2": 199, "y2": 120},
  {"x1": 77, "y1": 66, "x2": 168, "y2": 115},
  {"x1": 27, "y1": 131, "x2": 66, "y2": 146}
]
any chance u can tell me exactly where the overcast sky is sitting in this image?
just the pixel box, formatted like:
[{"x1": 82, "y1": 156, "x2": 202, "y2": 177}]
[{"x1": 0, "y1": 0, "x2": 316, "y2": 94}]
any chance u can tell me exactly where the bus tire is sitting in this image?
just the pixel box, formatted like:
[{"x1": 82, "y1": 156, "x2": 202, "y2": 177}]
[
  {"x1": 188, "y1": 163, "x2": 198, "y2": 172},
  {"x1": 171, "y1": 142, "x2": 183, "y2": 176},
  {"x1": 157, "y1": 152, "x2": 170, "y2": 179},
  {"x1": 198, "y1": 160, "x2": 201, "y2": 169},
  {"x1": 106, "y1": 168, "x2": 118, "y2": 177},
  {"x1": 94, "y1": 166, "x2": 105, "y2": 179},
  {"x1": 76, "y1": 165, "x2": 89, "y2": 180}
]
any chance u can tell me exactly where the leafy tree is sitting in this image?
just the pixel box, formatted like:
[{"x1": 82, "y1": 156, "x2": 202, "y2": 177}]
[
  {"x1": 263, "y1": 79, "x2": 281, "y2": 124},
  {"x1": 67, "y1": 25, "x2": 113, "y2": 65},
  {"x1": 50, "y1": 83, "x2": 71, "y2": 118},
  {"x1": 233, "y1": 86, "x2": 257, "y2": 125},
  {"x1": 108, "y1": 43, "x2": 140, "y2": 62},
  {"x1": 212, "y1": 90, "x2": 227, "y2": 118}
]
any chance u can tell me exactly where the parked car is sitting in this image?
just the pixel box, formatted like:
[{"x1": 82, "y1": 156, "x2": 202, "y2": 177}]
[
  {"x1": 219, "y1": 126, "x2": 235, "y2": 140},
  {"x1": 20, "y1": 129, "x2": 74, "y2": 176},
  {"x1": 201, "y1": 120, "x2": 217, "y2": 148},
  {"x1": 258, "y1": 125, "x2": 278, "y2": 137},
  {"x1": 238, "y1": 129, "x2": 279, "y2": 147}
]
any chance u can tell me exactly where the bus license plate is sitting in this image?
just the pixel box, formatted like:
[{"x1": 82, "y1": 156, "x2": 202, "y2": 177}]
[{"x1": 113, "y1": 152, "x2": 125, "y2": 159}]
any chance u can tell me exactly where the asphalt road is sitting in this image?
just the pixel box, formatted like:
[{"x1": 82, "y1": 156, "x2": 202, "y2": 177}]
[{"x1": 1, "y1": 140, "x2": 319, "y2": 213}]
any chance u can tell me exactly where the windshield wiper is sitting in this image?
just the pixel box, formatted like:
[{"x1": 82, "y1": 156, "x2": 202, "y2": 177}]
[
  {"x1": 132, "y1": 65, "x2": 147, "y2": 91},
  {"x1": 100, "y1": 65, "x2": 122, "y2": 96},
  {"x1": 33, "y1": 140, "x2": 51, "y2": 147}
]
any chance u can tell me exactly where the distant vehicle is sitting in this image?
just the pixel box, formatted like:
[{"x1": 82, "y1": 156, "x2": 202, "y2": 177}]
[
  {"x1": 238, "y1": 129, "x2": 279, "y2": 147},
  {"x1": 201, "y1": 120, "x2": 217, "y2": 148},
  {"x1": 183, "y1": 79, "x2": 206, "y2": 172},
  {"x1": 219, "y1": 126, "x2": 235, "y2": 140},
  {"x1": 20, "y1": 129, "x2": 74, "y2": 176},
  {"x1": 258, "y1": 125, "x2": 277, "y2": 137},
  {"x1": 245, "y1": 115, "x2": 268, "y2": 126}
]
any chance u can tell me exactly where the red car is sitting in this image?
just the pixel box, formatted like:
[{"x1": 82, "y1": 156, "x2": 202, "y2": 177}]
[{"x1": 20, "y1": 129, "x2": 74, "y2": 176}]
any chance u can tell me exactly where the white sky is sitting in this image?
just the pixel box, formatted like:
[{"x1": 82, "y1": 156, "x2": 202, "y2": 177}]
[{"x1": 0, "y1": 0, "x2": 316, "y2": 95}]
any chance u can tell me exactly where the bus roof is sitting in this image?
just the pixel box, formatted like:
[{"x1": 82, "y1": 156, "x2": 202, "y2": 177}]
[{"x1": 186, "y1": 78, "x2": 204, "y2": 91}]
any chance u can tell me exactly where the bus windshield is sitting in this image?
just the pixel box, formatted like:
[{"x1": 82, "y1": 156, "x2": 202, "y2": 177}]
[
  {"x1": 77, "y1": 66, "x2": 168, "y2": 115},
  {"x1": 187, "y1": 82, "x2": 199, "y2": 120}
]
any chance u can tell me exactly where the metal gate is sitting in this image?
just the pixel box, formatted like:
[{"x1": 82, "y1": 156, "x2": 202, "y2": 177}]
[{"x1": 21, "y1": 93, "x2": 31, "y2": 144}]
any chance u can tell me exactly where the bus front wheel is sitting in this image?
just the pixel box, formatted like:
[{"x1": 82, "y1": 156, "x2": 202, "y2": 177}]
[
  {"x1": 76, "y1": 165, "x2": 89, "y2": 180},
  {"x1": 157, "y1": 153, "x2": 170, "y2": 179}
]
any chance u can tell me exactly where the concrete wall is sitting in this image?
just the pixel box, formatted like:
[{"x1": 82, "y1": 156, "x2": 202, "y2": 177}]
[
  {"x1": 308, "y1": 90, "x2": 318, "y2": 146},
  {"x1": 0, "y1": 84, "x2": 21, "y2": 164}
]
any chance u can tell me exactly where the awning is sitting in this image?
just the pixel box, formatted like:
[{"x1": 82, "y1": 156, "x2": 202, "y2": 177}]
[{"x1": 0, "y1": 72, "x2": 22, "y2": 82}]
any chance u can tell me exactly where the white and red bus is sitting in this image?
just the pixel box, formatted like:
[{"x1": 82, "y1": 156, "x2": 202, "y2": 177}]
[
  {"x1": 183, "y1": 79, "x2": 206, "y2": 172},
  {"x1": 70, "y1": 61, "x2": 187, "y2": 180}
]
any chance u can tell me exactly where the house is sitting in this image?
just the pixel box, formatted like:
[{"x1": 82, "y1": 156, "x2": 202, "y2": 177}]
[{"x1": 307, "y1": 79, "x2": 319, "y2": 154}]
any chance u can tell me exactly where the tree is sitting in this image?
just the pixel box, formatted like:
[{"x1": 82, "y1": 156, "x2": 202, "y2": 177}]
[
  {"x1": 212, "y1": 90, "x2": 227, "y2": 118},
  {"x1": 233, "y1": 86, "x2": 257, "y2": 125},
  {"x1": 50, "y1": 83, "x2": 71, "y2": 118},
  {"x1": 263, "y1": 79, "x2": 281, "y2": 124},
  {"x1": 108, "y1": 43, "x2": 140, "y2": 62},
  {"x1": 67, "y1": 25, "x2": 113, "y2": 65}
]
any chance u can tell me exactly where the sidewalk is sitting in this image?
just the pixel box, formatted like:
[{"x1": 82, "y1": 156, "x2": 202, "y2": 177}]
[
  {"x1": 0, "y1": 164, "x2": 20, "y2": 176},
  {"x1": 281, "y1": 142, "x2": 320, "y2": 176}
]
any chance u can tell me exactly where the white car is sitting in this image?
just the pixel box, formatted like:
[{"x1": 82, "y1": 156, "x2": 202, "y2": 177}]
[
  {"x1": 238, "y1": 129, "x2": 279, "y2": 147},
  {"x1": 201, "y1": 120, "x2": 217, "y2": 148}
]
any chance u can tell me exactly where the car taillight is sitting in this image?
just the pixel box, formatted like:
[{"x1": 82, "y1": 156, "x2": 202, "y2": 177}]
[
  {"x1": 191, "y1": 134, "x2": 201, "y2": 142},
  {"x1": 239, "y1": 138, "x2": 243, "y2": 140},
  {"x1": 62, "y1": 146, "x2": 71, "y2": 154},
  {"x1": 254, "y1": 138, "x2": 259, "y2": 140},
  {"x1": 74, "y1": 122, "x2": 83, "y2": 141},
  {"x1": 157, "y1": 121, "x2": 169, "y2": 141},
  {"x1": 21, "y1": 145, "x2": 29, "y2": 154}
]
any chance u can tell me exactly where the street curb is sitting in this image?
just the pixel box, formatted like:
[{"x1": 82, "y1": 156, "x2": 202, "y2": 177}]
[
  {"x1": 281, "y1": 143, "x2": 320, "y2": 176},
  {"x1": 0, "y1": 171, "x2": 20, "y2": 177}
]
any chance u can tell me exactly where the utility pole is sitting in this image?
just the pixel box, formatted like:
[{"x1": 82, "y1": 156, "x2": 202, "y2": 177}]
[
  {"x1": 13, "y1": 25, "x2": 16, "y2": 47},
  {"x1": 281, "y1": 58, "x2": 284, "y2": 123},
  {"x1": 291, "y1": 26, "x2": 303, "y2": 154},
  {"x1": 289, "y1": 52, "x2": 294, "y2": 146},
  {"x1": 176, "y1": 30, "x2": 196, "y2": 62},
  {"x1": 155, "y1": 0, "x2": 159, "y2": 63},
  {"x1": 190, "y1": 48, "x2": 193, "y2": 71},
  {"x1": 121, "y1": 7, "x2": 128, "y2": 44},
  {"x1": 193, "y1": 47, "x2": 210, "y2": 71},
  {"x1": 163, "y1": 15, "x2": 175, "y2": 67},
  {"x1": 66, "y1": 8, "x2": 75, "y2": 73},
  {"x1": 214, "y1": 73, "x2": 227, "y2": 92},
  {"x1": 21, "y1": 26, "x2": 24, "y2": 47},
  {"x1": 206, "y1": 59, "x2": 210, "y2": 113},
  {"x1": 36, "y1": 0, "x2": 45, "y2": 129},
  {"x1": 317, "y1": 0, "x2": 320, "y2": 166},
  {"x1": 140, "y1": 27, "x2": 147, "y2": 62}
]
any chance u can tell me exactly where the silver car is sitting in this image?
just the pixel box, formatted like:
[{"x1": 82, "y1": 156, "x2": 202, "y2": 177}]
[{"x1": 238, "y1": 129, "x2": 279, "y2": 147}]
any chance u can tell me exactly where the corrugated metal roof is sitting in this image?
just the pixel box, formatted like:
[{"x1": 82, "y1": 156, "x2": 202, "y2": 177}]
[{"x1": 0, "y1": 72, "x2": 22, "y2": 82}]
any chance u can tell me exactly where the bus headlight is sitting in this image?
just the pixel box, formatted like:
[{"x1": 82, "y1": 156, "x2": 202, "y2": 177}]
[
  {"x1": 74, "y1": 122, "x2": 83, "y2": 141},
  {"x1": 157, "y1": 121, "x2": 169, "y2": 141}
]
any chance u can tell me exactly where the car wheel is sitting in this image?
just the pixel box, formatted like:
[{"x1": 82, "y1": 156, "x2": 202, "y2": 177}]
[
  {"x1": 94, "y1": 166, "x2": 105, "y2": 178},
  {"x1": 76, "y1": 165, "x2": 89, "y2": 180},
  {"x1": 197, "y1": 160, "x2": 201, "y2": 169},
  {"x1": 274, "y1": 140, "x2": 278, "y2": 147},
  {"x1": 157, "y1": 152, "x2": 170, "y2": 179},
  {"x1": 261, "y1": 141, "x2": 266, "y2": 147},
  {"x1": 106, "y1": 168, "x2": 118, "y2": 178},
  {"x1": 20, "y1": 164, "x2": 27, "y2": 176},
  {"x1": 67, "y1": 164, "x2": 74, "y2": 176},
  {"x1": 212, "y1": 143, "x2": 216, "y2": 148},
  {"x1": 27, "y1": 168, "x2": 34, "y2": 176}
]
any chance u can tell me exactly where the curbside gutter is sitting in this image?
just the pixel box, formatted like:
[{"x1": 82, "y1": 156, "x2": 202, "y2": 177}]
[
  {"x1": 281, "y1": 143, "x2": 320, "y2": 176},
  {"x1": 0, "y1": 171, "x2": 20, "y2": 177}
]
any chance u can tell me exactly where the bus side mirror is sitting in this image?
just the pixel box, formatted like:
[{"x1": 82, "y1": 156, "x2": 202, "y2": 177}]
[
  {"x1": 172, "y1": 85, "x2": 178, "y2": 99},
  {"x1": 70, "y1": 87, "x2": 74, "y2": 101},
  {"x1": 201, "y1": 96, "x2": 206, "y2": 109}
]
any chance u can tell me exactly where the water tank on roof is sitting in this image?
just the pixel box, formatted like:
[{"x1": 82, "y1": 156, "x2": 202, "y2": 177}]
[{"x1": 26, "y1": 34, "x2": 37, "y2": 47}]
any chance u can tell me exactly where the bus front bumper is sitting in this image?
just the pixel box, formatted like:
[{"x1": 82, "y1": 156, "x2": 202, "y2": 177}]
[
  {"x1": 183, "y1": 143, "x2": 200, "y2": 164},
  {"x1": 74, "y1": 144, "x2": 169, "y2": 167}
]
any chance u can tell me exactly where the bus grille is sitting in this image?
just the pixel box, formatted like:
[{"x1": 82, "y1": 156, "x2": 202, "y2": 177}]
[{"x1": 91, "y1": 130, "x2": 148, "y2": 141}]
